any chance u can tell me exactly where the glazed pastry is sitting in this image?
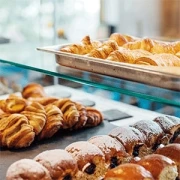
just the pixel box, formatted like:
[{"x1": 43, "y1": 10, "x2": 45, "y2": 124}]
[
  {"x1": 34, "y1": 149, "x2": 78, "y2": 180},
  {"x1": 0, "y1": 114, "x2": 35, "y2": 148},
  {"x1": 21, "y1": 102, "x2": 46, "y2": 135},
  {"x1": 28, "y1": 97, "x2": 58, "y2": 106},
  {"x1": 155, "y1": 144, "x2": 180, "y2": 179},
  {"x1": 0, "y1": 99, "x2": 6, "y2": 112},
  {"x1": 104, "y1": 163, "x2": 154, "y2": 180},
  {"x1": 153, "y1": 116, "x2": 180, "y2": 144},
  {"x1": 133, "y1": 154, "x2": 178, "y2": 180},
  {"x1": 53, "y1": 99, "x2": 79, "y2": 129},
  {"x1": 87, "y1": 40, "x2": 119, "y2": 59},
  {"x1": 107, "y1": 48, "x2": 152, "y2": 64},
  {"x1": 88, "y1": 135, "x2": 131, "y2": 169},
  {"x1": 109, "y1": 126, "x2": 148, "y2": 157},
  {"x1": 38, "y1": 104, "x2": 63, "y2": 140},
  {"x1": 6, "y1": 159, "x2": 52, "y2": 180},
  {"x1": 132, "y1": 120, "x2": 166, "y2": 152},
  {"x1": 0, "y1": 108, "x2": 4, "y2": 115},
  {"x1": 60, "y1": 35, "x2": 94, "y2": 55},
  {"x1": 22, "y1": 83, "x2": 46, "y2": 99},
  {"x1": 65, "y1": 141, "x2": 107, "y2": 180},
  {"x1": 85, "y1": 107, "x2": 103, "y2": 127}
]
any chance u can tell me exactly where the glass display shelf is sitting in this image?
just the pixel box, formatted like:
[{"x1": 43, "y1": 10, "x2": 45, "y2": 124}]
[{"x1": 0, "y1": 42, "x2": 180, "y2": 108}]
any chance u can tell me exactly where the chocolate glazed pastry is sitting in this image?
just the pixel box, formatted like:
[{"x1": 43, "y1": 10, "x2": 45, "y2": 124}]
[
  {"x1": 88, "y1": 135, "x2": 131, "y2": 169},
  {"x1": 153, "y1": 116, "x2": 180, "y2": 144},
  {"x1": 65, "y1": 141, "x2": 107, "y2": 180},
  {"x1": 132, "y1": 120, "x2": 165, "y2": 153},
  {"x1": 6, "y1": 159, "x2": 52, "y2": 180},
  {"x1": 34, "y1": 149, "x2": 78, "y2": 180},
  {"x1": 109, "y1": 126, "x2": 148, "y2": 157}
]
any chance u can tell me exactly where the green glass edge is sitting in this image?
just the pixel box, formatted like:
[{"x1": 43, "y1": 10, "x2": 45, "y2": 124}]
[{"x1": 0, "y1": 59, "x2": 180, "y2": 107}]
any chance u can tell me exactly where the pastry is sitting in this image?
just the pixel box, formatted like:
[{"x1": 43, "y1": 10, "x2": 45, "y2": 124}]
[
  {"x1": 104, "y1": 163, "x2": 154, "y2": 180},
  {"x1": 0, "y1": 99, "x2": 6, "y2": 112},
  {"x1": 34, "y1": 149, "x2": 78, "y2": 180},
  {"x1": 155, "y1": 144, "x2": 180, "y2": 179},
  {"x1": 21, "y1": 102, "x2": 46, "y2": 135},
  {"x1": 28, "y1": 97, "x2": 58, "y2": 106},
  {"x1": 65, "y1": 141, "x2": 107, "y2": 180},
  {"x1": 6, "y1": 159, "x2": 52, "y2": 180},
  {"x1": 38, "y1": 104, "x2": 63, "y2": 140},
  {"x1": 22, "y1": 83, "x2": 46, "y2": 99},
  {"x1": 88, "y1": 135, "x2": 131, "y2": 169},
  {"x1": 85, "y1": 107, "x2": 103, "y2": 127},
  {"x1": 173, "y1": 135, "x2": 180, "y2": 144},
  {"x1": 109, "y1": 126, "x2": 148, "y2": 157},
  {"x1": 0, "y1": 114, "x2": 35, "y2": 148},
  {"x1": 132, "y1": 154, "x2": 178, "y2": 180}
]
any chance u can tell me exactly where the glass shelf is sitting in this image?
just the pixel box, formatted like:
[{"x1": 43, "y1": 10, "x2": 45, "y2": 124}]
[{"x1": 0, "y1": 42, "x2": 180, "y2": 108}]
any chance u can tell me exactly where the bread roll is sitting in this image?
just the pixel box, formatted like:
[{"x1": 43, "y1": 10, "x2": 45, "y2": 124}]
[
  {"x1": 104, "y1": 163, "x2": 154, "y2": 180},
  {"x1": 34, "y1": 149, "x2": 78, "y2": 180},
  {"x1": 6, "y1": 159, "x2": 52, "y2": 180},
  {"x1": 88, "y1": 135, "x2": 131, "y2": 169},
  {"x1": 65, "y1": 141, "x2": 106, "y2": 180}
]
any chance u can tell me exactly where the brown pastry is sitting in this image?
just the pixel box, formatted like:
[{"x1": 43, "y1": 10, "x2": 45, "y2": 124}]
[
  {"x1": 107, "y1": 48, "x2": 152, "y2": 64},
  {"x1": 132, "y1": 120, "x2": 165, "y2": 152},
  {"x1": 135, "y1": 53, "x2": 180, "y2": 66},
  {"x1": 65, "y1": 141, "x2": 107, "y2": 180},
  {"x1": 88, "y1": 135, "x2": 131, "y2": 169},
  {"x1": 0, "y1": 99, "x2": 6, "y2": 112},
  {"x1": 0, "y1": 108, "x2": 5, "y2": 115},
  {"x1": 173, "y1": 135, "x2": 180, "y2": 144},
  {"x1": 53, "y1": 99, "x2": 79, "y2": 129},
  {"x1": 155, "y1": 144, "x2": 180, "y2": 179},
  {"x1": 6, "y1": 159, "x2": 52, "y2": 180},
  {"x1": 133, "y1": 154, "x2": 178, "y2": 180},
  {"x1": 38, "y1": 104, "x2": 63, "y2": 140},
  {"x1": 104, "y1": 163, "x2": 154, "y2": 180},
  {"x1": 22, "y1": 83, "x2": 46, "y2": 99},
  {"x1": 153, "y1": 116, "x2": 180, "y2": 144},
  {"x1": 28, "y1": 97, "x2": 59, "y2": 106},
  {"x1": 85, "y1": 107, "x2": 103, "y2": 127},
  {"x1": 34, "y1": 149, "x2": 78, "y2": 180},
  {"x1": 109, "y1": 126, "x2": 148, "y2": 157},
  {"x1": 0, "y1": 114, "x2": 35, "y2": 148},
  {"x1": 21, "y1": 102, "x2": 46, "y2": 135}
]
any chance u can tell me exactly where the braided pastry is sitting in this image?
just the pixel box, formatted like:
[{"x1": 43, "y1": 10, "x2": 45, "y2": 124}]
[
  {"x1": 85, "y1": 107, "x2": 103, "y2": 127},
  {"x1": 0, "y1": 114, "x2": 35, "y2": 148},
  {"x1": 53, "y1": 99, "x2": 79, "y2": 129},
  {"x1": 38, "y1": 104, "x2": 63, "y2": 140},
  {"x1": 22, "y1": 83, "x2": 46, "y2": 99},
  {"x1": 21, "y1": 102, "x2": 46, "y2": 135}
]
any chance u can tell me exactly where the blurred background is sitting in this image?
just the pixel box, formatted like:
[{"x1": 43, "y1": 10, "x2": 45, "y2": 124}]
[{"x1": 0, "y1": 0, "x2": 180, "y2": 116}]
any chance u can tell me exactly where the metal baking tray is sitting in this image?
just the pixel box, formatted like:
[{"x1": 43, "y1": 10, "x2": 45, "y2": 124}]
[{"x1": 37, "y1": 45, "x2": 180, "y2": 91}]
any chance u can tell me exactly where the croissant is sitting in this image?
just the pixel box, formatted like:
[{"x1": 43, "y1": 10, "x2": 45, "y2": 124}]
[
  {"x1": 21, "y1": 102, "x2": 46, "y2": 135},
  {"x1": 28, "y1": 97, "x2": 59, "y2": 106},
  {"x1": 107, "y1": 47, "x2": 152, "y2": 64},
  {"x1": 22, "y1": 83, "x2": 46, "y2": 99},
  {"x1": 87, "y1": 40, "x2": 119, "y2": 59},
  {"x1": 53, "y1": 99, "x2": 79, "y2": 129},
  {"x1": 38, "y1": 104, "x2": 63, "y2": 140},
  {"x1": 0, "y1": 114, "x2": 35, "y2": 148},
  {"x1": 135, "y1": 53, "x2": 180, "y2": 66}
]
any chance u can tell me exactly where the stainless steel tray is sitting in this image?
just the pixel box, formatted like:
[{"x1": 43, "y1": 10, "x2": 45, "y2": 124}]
[{"x1": 37, "y1": 45, "x2": 180, "y2": 91}]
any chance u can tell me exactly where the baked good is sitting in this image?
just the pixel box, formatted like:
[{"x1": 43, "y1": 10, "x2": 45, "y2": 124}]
[
  {"x1": 21, "y1": 102, "x2": 46, "y2": 135},
  {"x1": 104, "y1": 163, "x2": 154, "y2": 180},
  {"x1": 0, "y1": 114, "x2": 35, "y2": 148},
  {"x1": 173, "y1": 135, "x2": 180, "y2": 143},
  {"x1": 135, "y1": 53, "x2": 180, "y2": 66},
  {"x1": 38, "y1": 104, "x2": 63, "y2": 140},
  {"x1": 28, "y1": 97, "x2": 58, "y2": 106},
  {"x1": 155, "y1": 144, "x2": 180, "y2": 179},
  {"x1": 0, "y1": 99, "x2": 6, "y2": 112},
  {"x1": 65, "y1": 141, "x2": 107, "y2": 180},
  {"x1": 109, "y1": 126, "x2": 148, "y2": 157},
  {"x1": 133, "y1": 154, "x2": 178, "y2": 180},
  {"x1": 6, "y1": 159, "x2": 52, "y2": 180},
  {"x1": 132, "y1": 120, "x2": 165, "y2": 152},
  {"x1": 107, "y1": 48, "x2": 152, "y2": 63},
  {"x1": 88, "y1": 135, "x2": 130, "y2": 169},
  {"x1": 85, "y1": 107, "x2": 103, "y2": 127},
  {"x1": 153, "y1": 116, "x2": 180, "y2": 144},
  {"x1": 34, "y1": 149, "x2": 78, "y2": 180},
  {"x1": 53, "y1": 99, "x2": 79, "y2": 129},
  {"x1": 22, "y1": 83, "x2": 46, "y2": 99}
]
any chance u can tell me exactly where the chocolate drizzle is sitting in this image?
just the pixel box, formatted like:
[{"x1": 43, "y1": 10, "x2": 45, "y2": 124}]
[{"x1": 84, "y1": 163, "x2": 96, "y2": 174}]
